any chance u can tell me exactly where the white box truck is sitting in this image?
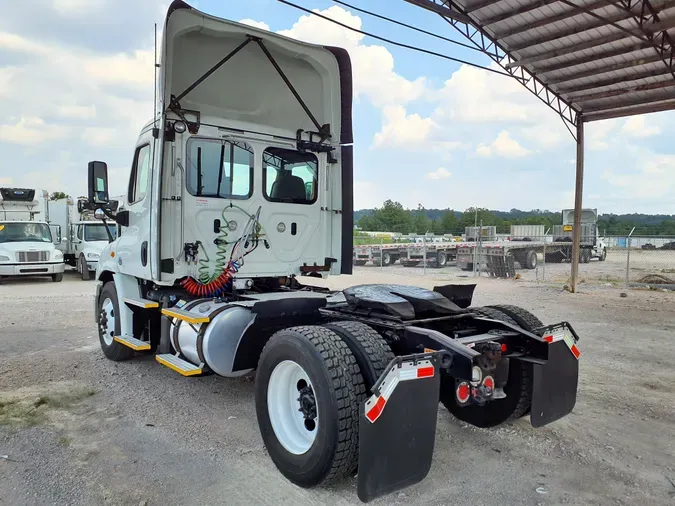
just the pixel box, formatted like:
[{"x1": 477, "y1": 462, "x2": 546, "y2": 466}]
[
  {"x1": 0, "y1": 187, "x2": 65, "y2": 283},
  {"x1": 50, "y1": 197, "x2": 118, "y2": 280}
]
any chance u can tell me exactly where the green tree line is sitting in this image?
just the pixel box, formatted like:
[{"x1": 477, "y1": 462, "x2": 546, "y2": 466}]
[{"x1": 356, "y1": 200, "x2": 675, "y2": 236}]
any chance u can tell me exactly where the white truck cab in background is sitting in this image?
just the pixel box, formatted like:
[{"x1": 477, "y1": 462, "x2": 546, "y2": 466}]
[
  {"x1": 0, "y1": 188, "x2": 65, "y2": 283},
  {"x1": 50, "y1": 197, "x2": 118, "y2": 280}
]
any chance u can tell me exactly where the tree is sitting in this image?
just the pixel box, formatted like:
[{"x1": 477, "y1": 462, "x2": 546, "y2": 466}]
[{"x1": 50, "y1": 192, "x2": 71, "y2": 201}]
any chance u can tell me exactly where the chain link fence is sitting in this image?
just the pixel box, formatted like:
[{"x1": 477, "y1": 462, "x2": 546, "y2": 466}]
[{"x1": 351, "y1": 233, "x2": 675, "y2": 290}]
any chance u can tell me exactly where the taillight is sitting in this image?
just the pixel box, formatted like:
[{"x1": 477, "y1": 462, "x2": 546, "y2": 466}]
[{"x1": 456, "y1": 382, "x2": 470, "y2": 403}]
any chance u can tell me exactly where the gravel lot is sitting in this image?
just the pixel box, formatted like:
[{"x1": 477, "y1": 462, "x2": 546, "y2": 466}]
[{"x1": 1, "y1": 269, "x2": 674, "y2": 505}]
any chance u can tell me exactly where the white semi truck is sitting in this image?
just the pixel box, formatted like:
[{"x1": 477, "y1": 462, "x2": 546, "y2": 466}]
[
  {"x1": 50, "y1": 197, "x2": 118, "y2": 280},
  {"x1": 0, "y1": 187, "x2": 65, "y2": 283},
  {"x1": 87, "y1": 2, "x2": 581, "y2": 502}
]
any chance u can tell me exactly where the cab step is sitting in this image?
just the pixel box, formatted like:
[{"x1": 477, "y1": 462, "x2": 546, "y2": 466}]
[
  {"x1": 123, "y1": 297, "x2": 160, "y2": 309},
  {"x1": 114, "y1": 335, "x2": 151, "y2": 351},
  {"x1": 161, "y1": 307, "x2": 210, "y2": 324},
  {"x1": 156, "y1": 354, "x2": 203, "y2": 376}
]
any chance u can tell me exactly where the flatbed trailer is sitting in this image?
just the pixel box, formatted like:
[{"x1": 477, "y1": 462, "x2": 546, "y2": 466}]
[
  {"x1": 457, "y1": 239, "x2": 605, "y2": 274},
  {"x1": 353, "y1": 244, "x2": 403, "y2": 266}
]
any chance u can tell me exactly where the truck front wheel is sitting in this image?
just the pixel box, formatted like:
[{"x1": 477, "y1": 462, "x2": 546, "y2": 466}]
[
  {"x1": 52, "y1": 273, "x2": 63, "y2": 282},
  {"x1": 255, "y1": 326, "x2": 363, "y2": 488},
  {"x1": 97, "y1": 282, "x2": 134, "y2": 361},
  {"x1": 79, "y1": 256, "x2": 94, "y2": 281}
]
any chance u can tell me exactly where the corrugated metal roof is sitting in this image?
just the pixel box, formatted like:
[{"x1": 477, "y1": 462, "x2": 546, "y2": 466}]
[{"x1": 406, "y1": 0, "x2": 675, "y2": 124}]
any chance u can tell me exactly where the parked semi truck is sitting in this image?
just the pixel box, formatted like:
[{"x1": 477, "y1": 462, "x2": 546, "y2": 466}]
[
  {"x1": 87, "y1": 3, "x2": 580, "y2": 502},
  {"x1": 50, "y1": 197, "x2": 118, "y2": 280},
  {"x1": 0, "y1": 188, "x2": 65, "y2": 283}
]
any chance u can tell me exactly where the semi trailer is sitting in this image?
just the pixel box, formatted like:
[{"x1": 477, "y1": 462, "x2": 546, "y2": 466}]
[
  {"x1": 88, "y1": 2, "x2": 580, "y2": 502},
  {"x1": 0, "y1": 188, "x2": 65, "y2": 283}
]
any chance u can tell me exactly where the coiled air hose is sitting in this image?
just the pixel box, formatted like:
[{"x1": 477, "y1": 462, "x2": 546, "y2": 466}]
[{"x1": 180, "y1": 204, "x2": 260, "y2": 298}]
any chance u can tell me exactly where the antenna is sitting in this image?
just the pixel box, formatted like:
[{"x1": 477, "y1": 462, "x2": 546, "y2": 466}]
[{"x1": 153, "y1": 23, "x2": 158, "y2": 126}]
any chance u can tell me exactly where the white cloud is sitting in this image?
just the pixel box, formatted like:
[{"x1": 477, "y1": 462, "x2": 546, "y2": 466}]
[
  {"x1": 239, "y1": 19, "x2": 270, "y2": 31},
  {"x1": 476, "y1": 131, "x2": 532, "y2": 158},
  {"x1": 425, "y1": 167, "x2": 452, "y2": 180},
  {"x1": 601, "y1": 152, "x2": 675, "y2": 202},
  {"x1": 276, "y1": 6, "x2": 425, "y2": 108},
  {"x1": 57, "y1": 104, "x2": 97, "y2": 120},
  {"x1": 372, "y1": 106, "x2": 436, "y2": 149},
  {"x1": 621, "y1": 115, "x2": 661, "y2": 138},
  {"x1": 0, "y1": 117, "x2": 69, "y2": 145}
]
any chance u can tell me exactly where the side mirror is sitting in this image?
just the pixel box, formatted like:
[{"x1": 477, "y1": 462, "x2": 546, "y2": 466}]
[
  {"x1": 50, "y1": 225, "x2": 62, "y2": 245},
  {"x1": 88, "y1": 161, "x2": 109, "y2": 205}
]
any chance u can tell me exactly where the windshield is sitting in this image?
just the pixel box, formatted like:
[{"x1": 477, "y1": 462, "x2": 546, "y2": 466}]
[
  {"x1": 84, "y1": 224, "x2": 117, "y2": 242},
  {"x1": 0, "y1": 222, "x2": 52, "y2": 243}
]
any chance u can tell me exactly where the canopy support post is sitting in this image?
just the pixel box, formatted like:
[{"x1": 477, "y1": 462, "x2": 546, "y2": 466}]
[{"x1": 570, "y1": 117, "x2": 585, "y2": 293}]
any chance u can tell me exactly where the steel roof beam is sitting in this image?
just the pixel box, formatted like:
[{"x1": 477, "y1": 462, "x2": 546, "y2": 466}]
[
  {"x1": 536, "y1": 41, "x2": 653, "y2": 72},
  {"x1": 582, "y1": 90, "x2": 675, "y2": 111},
  {"x1": 568, "y1": 77, "x2": 675, "y2": 101},
  {"x1": 507, "y1": 31, "x2": 633, "y2": 68},
  {"x1": 495, "y1": 0, "x2": 628, "y2": 39},
  {"x1": 507, "y1": 15, "x2": 644, "y2": 51},
  {"x1": 403, "y1": 0, "x2": 472, "y2": 23},
  {"x1": 583, "y1": 98, "x2": 675, "y2": 120},
  {"x1": 556, "y1": 65, "x2": 673, "y2": 92},
  {"x1": 543, "y1": 52, "x2": 664, "y2": 83},
  {"x1": 481, "y1": 0, "x2": 563, "y2": 25}
]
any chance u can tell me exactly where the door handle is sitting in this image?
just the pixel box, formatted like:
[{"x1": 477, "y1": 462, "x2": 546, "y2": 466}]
[{"x1": 141, "y1": 241, "x2": 148, "y2": 267}]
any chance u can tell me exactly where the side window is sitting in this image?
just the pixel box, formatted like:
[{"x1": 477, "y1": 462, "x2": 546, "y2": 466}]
[
  {"x1": 77, "y1": 225, "x2": 83, "y2": 240},
  {"x1": 186, "y1": 139, "x2": 253, "y2": 199},
  {"x1": 263, "y1": 148, "x2": 318, "y2": 204},
  {"x1": 128, "y1": 144, "x2": 151, "y2": 204}
]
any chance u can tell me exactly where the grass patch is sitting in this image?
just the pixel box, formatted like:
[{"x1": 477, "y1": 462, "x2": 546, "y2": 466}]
[
  {"x1": 58, "y1": 436, "x2": 72, "y2": 446},
  {"x1": 0, "y1": 387, "x2": 97, "y2": 428}
]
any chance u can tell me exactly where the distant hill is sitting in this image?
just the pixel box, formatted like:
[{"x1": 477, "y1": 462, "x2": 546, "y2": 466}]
[{"x1": 354, "y1": 204, "x2": 675, "y2": 236}]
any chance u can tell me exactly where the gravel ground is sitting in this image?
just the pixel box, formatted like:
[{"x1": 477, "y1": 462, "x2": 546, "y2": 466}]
[{"x1": 1, "y1": 270, "x2": 674, "y2": 506}]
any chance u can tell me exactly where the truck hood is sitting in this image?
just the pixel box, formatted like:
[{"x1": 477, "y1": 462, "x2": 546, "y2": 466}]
[
  {"x1": 0, "y1": 241, "x2": 57, "y2": 260},
  {"x1": 160, "y1": 1, "x2": 353, "y2": 144}
]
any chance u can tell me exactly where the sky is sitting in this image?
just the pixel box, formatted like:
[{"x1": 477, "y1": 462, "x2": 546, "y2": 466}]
[{"x1": 1, "y1": 0, "x2": 674, "y2": 214}]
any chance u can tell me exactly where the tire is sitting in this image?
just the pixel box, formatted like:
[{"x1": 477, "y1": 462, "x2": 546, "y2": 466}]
[
  {"x1": 97, "y1": 282, "x2": 134, "y2": 361},
  {"x1": 524, "y1": 250, "x2": 537, "y2": 269},
  {"x1": 255, "y1": 326, "x2": 363, "y2": 488},
  {"x1": 52, "y1": 273, "x2": 63, "y2": 282},
  {"x1": 402, "y1": 261, "x2": 420, "y2": 267},
  {"x1": 440, "y1": 306, "x2": 534, "y2": 427},
  {"x1": 323, "y1": 321, "x2": 394, "y2": 391},
  {"x1": 380, "y1": 251, "x2": 392, "y2": 267},
  {"x1": 434, "y1": 252, "x2": 448, "y2": 268},
  {"x1": 353, "y1": 260, "x2": 367, "y2": 267},
  {"x1": 79, "y1": 256, "x2": 93, "y2": 281},
  {"x1": 598, "y1": 248, "x2": 607, "y2": 261},
  {"x1": 461, "y1": 263, "x2": 474, "y2": 271}
]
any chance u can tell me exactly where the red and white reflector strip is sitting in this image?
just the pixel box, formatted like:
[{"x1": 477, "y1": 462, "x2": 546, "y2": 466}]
[
  {"x1": 364, "y1": 360, "x2": 435, "y2": 423},
  {"x1": 543, "y1": 328, "x2": 581, "y2": 360}
]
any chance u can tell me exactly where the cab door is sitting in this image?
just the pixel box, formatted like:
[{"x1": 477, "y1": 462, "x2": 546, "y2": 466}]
[{"x1": 114, "y1": 131, "x2": 154, "y2": 279}]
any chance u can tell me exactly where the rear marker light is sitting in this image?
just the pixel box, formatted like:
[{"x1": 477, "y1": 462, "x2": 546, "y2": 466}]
[
  {"x1": 456, "y1": 382, "x2": 470, "y2": 403},
  {"x1": 543, "y1": 335, "x2": 553, "y2": 343},
  {"x1": 482, "y1": 376, "x2": 494, "y2": 391},
  {"x1": 417, "y1": 366, "x2": 434, "y2": 378},
  {"x1": 501, "y1": 343, "x2": 507, "y2": 352}
]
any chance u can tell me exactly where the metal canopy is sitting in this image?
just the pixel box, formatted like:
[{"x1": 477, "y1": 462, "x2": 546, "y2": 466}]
[
  {"x1": 405, "y1": 0, "x2": 675, "y2": 292},
  {"x1": 406, "y1": 0, "x2": 675, "y2": 130}
]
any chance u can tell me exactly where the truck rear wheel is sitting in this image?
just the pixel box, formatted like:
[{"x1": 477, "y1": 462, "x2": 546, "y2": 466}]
[
  {"x1": 440, "y1": 306, "x2": 534, "y2": 427},
  {"x1": 97, "y1": 282, "x2": 134, "y2": 361},
  {"x1": 323, "y1": 321, "x2": 394, "y2": 391},
  {"x1": 523, "y1": 250, "x2": 537, "y2": 269},
  {"x1": 255, "y1": 326, "x2": 363, "y2": 488},
  {"x1": 434, "y1": 252, "x2": 448, "y2": 268}
]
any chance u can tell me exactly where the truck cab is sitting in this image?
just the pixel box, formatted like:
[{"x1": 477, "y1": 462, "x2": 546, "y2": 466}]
[{"x1": 0, "y1": 188, "x2": 65, "y2": 283}]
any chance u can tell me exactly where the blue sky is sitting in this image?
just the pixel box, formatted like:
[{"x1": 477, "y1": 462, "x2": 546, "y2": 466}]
[{"x1": 1, "y1": 0, "x2": 674, "y2": 213}]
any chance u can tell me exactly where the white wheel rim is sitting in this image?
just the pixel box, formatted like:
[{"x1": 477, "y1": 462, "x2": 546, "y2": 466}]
[
  {"x1": 267, "y1": 360, "x2": 318, "y2": 455},
  {"x1": 100, "y1": 297, "x2": 115, "y2": 346},
  {"x1": 383, "y1": 252, "x2": 390, "y2": 263}
]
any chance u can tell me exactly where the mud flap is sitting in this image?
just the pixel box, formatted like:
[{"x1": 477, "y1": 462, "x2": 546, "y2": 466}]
[
  {"x1": 530, "y1": 326, "x2": 580, "y2": 428},
  {"x1": 356, "y1": 355, "x2": 443, "y2": 503}
]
